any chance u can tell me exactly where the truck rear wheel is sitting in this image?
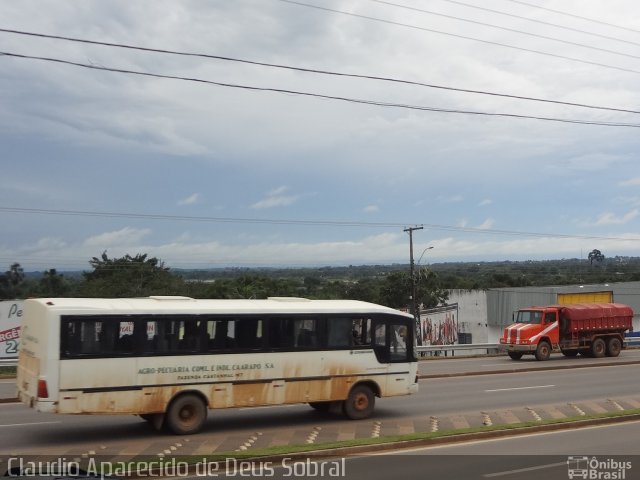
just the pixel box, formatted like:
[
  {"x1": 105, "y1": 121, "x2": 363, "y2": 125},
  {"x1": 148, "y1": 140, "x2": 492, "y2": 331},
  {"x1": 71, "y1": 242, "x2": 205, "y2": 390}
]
[
  {"x1": 508, "y1": 352, "x2": 523, "y2": 360},
  {"x1": 606, "y1": 337, "x2": 622, "y2": 357},
  {"x1": 591, "y1": 338, "x2": 606, "y2": 358},
  {"x1": 535, "y1": 341, "x2": 551, "y2": 361}
]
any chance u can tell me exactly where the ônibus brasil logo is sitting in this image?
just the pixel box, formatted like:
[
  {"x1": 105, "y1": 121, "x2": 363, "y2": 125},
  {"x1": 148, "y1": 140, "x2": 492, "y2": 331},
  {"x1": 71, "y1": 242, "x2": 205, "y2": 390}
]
[{"x1": 567, "y1": 456, "x2": 632, "y2": 480}]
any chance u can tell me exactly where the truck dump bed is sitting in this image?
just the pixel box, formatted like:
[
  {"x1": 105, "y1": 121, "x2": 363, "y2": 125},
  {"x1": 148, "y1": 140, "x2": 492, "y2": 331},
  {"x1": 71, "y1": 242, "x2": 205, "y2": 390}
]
[{"x1": 560, "y1": 303, "x2": 633, "y2": 333}]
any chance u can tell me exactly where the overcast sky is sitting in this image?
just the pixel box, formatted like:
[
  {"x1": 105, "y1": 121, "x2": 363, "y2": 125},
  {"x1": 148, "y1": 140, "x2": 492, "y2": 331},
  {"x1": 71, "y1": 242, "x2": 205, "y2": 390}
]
[{"x1": 1, "y1": 0, "x2": 640, "y2": 271}]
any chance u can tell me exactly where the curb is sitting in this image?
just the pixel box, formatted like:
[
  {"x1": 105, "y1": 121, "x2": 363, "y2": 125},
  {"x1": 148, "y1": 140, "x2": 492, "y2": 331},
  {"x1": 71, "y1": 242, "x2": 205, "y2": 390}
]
[
  {"x1": 130, "y1": 412, "x2": 640, "y2": 478},
  {"x1": 279, "y1": 412, "x2": 640, "y2": 458}
]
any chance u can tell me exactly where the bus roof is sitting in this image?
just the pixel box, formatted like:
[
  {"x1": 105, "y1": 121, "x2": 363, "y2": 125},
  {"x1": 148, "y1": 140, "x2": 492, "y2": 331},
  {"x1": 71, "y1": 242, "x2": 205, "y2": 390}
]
[{"x1": 25, "y1": 297, "x2": 413, "y2": 318}]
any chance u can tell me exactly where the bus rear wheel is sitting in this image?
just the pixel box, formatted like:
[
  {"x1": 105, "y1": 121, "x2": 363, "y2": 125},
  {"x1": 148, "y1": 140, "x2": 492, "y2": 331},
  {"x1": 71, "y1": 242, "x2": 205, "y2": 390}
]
[
  {"x1": 343, "y1": 385, "x2": 375, "y2": 420},
  {"x1": 166, "y1": 394, "x2": 207, "y2": 435}
]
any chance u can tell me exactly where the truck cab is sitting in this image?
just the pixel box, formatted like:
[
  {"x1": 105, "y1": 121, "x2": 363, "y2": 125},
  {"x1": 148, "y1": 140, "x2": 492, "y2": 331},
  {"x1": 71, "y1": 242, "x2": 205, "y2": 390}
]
[{"x1": 499, "y1": 307, "x2": 560, "y2": 360}]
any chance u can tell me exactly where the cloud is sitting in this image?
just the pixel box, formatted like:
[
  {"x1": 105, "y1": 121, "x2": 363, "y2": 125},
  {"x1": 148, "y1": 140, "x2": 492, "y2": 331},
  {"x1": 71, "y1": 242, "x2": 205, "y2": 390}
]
[
  {"x1": 563, "y1": 153, "x2": 628, "y2": 173},
  {"x1": 594, "y1": 209, "x2": 639, "y2": 226},
  {"x1": 475, "y1": 218, "x2": 495, "y2": 230},
  {"x1": 437, "y1": 195, "x2": 464, "y2": 203},
  {"x1": 250, "y1": 186, "x2": 299, "y2": 209},
  {"x1": 178, "y1": 193, "x2": 201, "y2": 205},
  {"x1": 620, "y1": 177, "x2": 640, "y2": 187},
  {"x1": 478, "y1": 199, "x2": 492, "y2": 206},
  {"x1": 82, "y1": 227, "x2": 152, "y2": 247},
  {"x1": 363, "y1": 205, "x2": 379, "y2": 213}
]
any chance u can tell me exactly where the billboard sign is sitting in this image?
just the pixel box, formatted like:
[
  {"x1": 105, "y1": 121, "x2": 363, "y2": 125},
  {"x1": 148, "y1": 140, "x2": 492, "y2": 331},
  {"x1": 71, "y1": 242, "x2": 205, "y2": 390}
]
[
  {"x1": 0, "y1": 301, "x2": 22, "y2": 359},
  {"x1": 419, "y1": 303, "x2": 459, "y2": 346}
]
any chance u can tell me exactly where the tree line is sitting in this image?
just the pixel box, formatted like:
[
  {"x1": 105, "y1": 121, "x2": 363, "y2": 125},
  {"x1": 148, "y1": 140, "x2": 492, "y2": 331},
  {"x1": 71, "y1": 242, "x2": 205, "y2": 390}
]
[
  {"x1": 0, "y1": 252, "x2": 448, "y2": 311},
  {"x1": 1, "y1": 249, "x2": 636, "y2": 311}
]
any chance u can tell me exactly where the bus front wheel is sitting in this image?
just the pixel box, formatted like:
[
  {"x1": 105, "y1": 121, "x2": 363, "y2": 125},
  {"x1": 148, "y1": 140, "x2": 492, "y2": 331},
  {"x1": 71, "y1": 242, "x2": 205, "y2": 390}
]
[
  {"x1": 343, "y1": 385, "x2": 375, "y2": 420},
  {"x1": 166, "y1": 394, "x2": 207, "y2": 435}
]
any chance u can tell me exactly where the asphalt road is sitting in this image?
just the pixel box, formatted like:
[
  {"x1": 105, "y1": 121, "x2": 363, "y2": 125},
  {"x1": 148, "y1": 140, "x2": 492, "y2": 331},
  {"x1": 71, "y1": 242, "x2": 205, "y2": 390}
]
[
  {"x1": 329, "y1": 421, "x2": 640, "y2": 480},
  {"x1": 418, "y1": 348, "x2": 640, "y2": 377},
  {"x1": 1, "y1": 363, "x2": 639, "y2": 456},
  {"x1": 2, "y1": 349, "x2": 639, "y2": 399}
]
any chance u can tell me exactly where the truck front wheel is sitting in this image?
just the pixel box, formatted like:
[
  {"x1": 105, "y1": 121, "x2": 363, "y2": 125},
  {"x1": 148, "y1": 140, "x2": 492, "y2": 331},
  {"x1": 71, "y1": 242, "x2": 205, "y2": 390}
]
[
  {"x1": 591, "y1": 338, "x2": 606, "y2": 358},
  {"x1": 535, "y1": 341, "x2": 551, "y2": 361},
  {"x1": 606, "y1": 337, "x2": 622, "y2": 357}
]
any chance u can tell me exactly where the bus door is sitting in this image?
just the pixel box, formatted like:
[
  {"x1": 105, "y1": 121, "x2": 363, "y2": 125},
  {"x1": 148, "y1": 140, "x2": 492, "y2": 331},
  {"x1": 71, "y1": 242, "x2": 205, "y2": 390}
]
[{"x1": 372, "y1": 319, "x2": 413, "y2": 395}]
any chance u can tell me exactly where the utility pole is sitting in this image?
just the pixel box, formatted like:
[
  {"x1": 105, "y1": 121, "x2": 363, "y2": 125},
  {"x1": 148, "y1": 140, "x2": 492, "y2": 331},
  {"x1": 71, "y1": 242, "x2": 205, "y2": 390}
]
[{"x1": 404, "y1": 226, "x2": 423, "y2": 343}]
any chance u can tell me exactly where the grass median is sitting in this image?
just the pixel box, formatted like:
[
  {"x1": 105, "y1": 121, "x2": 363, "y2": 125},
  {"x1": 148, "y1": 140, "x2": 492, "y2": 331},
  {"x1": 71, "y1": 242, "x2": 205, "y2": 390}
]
[{"x1": 105, "y1": 407, "x2": 640, "y2": 473}]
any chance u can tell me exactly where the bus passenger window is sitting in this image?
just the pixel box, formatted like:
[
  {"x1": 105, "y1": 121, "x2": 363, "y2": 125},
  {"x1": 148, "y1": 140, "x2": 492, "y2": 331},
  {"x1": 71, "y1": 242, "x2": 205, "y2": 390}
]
[
  {"x1": 327, "y1": 318, "x2": 352, "y2": 348},
  {"x1": 390, "y1": 324, "x2": 408, "y2": 361},
  {"x1": 236, "y1": 319, "x2": 262, "y2": 349}
]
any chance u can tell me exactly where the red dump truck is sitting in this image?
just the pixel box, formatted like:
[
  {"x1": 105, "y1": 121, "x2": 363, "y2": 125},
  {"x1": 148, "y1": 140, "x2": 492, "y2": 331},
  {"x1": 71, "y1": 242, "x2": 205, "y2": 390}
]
[{"x1": 499, "y1": 303, "x2": 633, "y2": 361}]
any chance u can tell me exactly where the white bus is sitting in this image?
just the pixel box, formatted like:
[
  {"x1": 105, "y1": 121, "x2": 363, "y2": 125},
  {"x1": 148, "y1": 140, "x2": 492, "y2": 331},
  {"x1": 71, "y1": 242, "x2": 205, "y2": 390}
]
[{"x1": 17, "y1": 296, "x2": 418, "y2": 434}]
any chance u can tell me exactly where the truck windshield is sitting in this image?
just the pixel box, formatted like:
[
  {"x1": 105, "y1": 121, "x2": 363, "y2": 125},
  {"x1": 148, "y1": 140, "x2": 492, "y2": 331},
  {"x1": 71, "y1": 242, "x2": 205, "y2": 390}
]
[{"x1": 516, "y1": 311, "x2": 542, "y2": 324}]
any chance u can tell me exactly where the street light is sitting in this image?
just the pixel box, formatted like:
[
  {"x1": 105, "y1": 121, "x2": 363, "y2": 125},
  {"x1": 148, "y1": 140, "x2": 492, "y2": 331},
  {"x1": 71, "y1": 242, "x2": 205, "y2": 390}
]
[{"x1": 417, "y1": 246, "x2": 434, "y2": 266}]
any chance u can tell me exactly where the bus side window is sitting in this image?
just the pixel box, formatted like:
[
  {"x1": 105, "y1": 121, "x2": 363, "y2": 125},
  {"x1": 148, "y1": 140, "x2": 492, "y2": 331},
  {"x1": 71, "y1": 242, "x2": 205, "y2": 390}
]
[
  {"x1": 373, "y1": 323, "x2": 388, "y2": 363},
  {"x1": 352, "y1": 318, "x2": 371, "y2": 346},
  {"x1": 295, "y1": 319, "x2": 317, "y2": 348},
  {"x1": 389, "y1": 324, "x2": 409, "y2": 361},
  {"x1": 327, "y1": 318, "x2": 352, "y2": 348},
  {"x1": 61, "y1": 320, "x2": 80, "y2": 357}
]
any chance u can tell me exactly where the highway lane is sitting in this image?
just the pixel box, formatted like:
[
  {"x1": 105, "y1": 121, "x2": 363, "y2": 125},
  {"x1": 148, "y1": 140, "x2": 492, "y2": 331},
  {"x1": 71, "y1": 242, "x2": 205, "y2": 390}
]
[
  {"x1": 418, "y1": 348, "x2": 640, "y2": 377},
  {"x1": 1, "y1": 364, "x2": 639, "y2": 454},
  {"x1": 322, "y1": 421, "x2": 640, "y2": 480},
  {"x1": 1, "y1": 349, "x2": 637, "y2": 399}
]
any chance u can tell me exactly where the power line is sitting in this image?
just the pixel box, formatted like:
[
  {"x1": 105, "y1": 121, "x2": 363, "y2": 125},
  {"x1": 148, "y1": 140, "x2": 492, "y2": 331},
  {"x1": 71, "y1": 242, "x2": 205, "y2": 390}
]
[
  {"x1": 367, "y1": 0, "x2": 640, "y2": 62},
  {"x1": 2, "y1": 206, "x2": 639, "y2": 243},
  {"x1": 435, "y1": 0, "x2": 640, "y2": 49},
  {"x1": 3, "y1": 51, "x2": 640, "y2": 128},
  {"x1": 501, "y1": 0, "x2": 640, "y2": 35},
  {"x1": 275, "y1": 0, "x2": 640, "y2": 77},
  {"x1": 1, "y1": 27, "x2": 638, "y2": 115}
]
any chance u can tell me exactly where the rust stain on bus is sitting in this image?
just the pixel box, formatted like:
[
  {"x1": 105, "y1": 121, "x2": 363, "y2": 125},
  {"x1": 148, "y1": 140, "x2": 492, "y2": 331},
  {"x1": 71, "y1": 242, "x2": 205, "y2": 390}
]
[{"x1": 57, "y1": 356, "x2": 383, "y2": 416}]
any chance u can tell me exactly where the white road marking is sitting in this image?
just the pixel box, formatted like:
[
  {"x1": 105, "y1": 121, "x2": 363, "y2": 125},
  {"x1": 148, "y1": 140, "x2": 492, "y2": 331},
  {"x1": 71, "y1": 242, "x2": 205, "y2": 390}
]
[
  {"x1": 484, "y1": 384, "x2": 555, "y2": 393},
  {"x1": 0, "y1": 421, "x2": 61, "y2": 427},
  {"x1": 483, "y1": 461, "x2": 566, "y2": 477}
]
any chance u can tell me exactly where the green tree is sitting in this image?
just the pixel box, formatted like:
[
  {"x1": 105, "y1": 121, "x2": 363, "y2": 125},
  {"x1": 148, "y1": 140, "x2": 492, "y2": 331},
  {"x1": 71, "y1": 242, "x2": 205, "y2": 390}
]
[
  {"x1": 379, "y1": 269, "x2": 448, "y2": 310},
  {"x1": 588, "y1": 249, "x2": 605, "y2": 265},
  {"x1": 415, "y1": 267, "x2": 449, "y2": 309},
  {"x1": 38, "y1": 269, "x2": 69, "y2": 297},
  {"x1": 80, "y1": 251, "x2": 184, "y2": 297},
  {"x1": 0, "y1": 263, "x2": 25, "y2": 299},
  {"x1": 380, "y1": 271, "x2": 411, "y2": 309}
]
